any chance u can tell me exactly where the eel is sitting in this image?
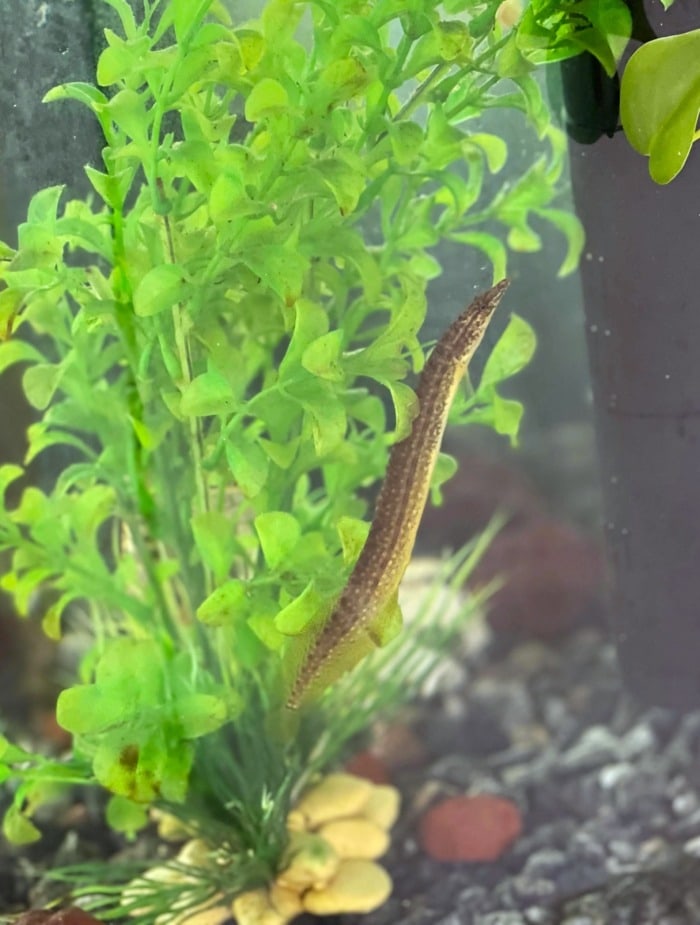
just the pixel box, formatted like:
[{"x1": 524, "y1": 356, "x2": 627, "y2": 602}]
[{"x1": 287, "y1": 279, "x2": 509, "y2": 708}]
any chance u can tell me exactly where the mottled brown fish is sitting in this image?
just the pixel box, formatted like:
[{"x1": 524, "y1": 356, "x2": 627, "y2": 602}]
[{"x1": 288, "y1": 279, "x2": 509, "y2": 708}]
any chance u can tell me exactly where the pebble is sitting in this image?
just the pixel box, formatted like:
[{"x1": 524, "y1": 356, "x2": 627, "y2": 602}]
[
  {"x1": 475, "y1": 913, "x2": 527, "y2": 925},
  {"x1": 523, "y1": 909, "x2": 554, "y2": 925},
  {"x1": 456, "y1": 885, "x2": 489, "y2": 915},
  {"x1": 559, "y1": 726, "x2": 622, "y2": 773},
  {"x1": 419, "y1": 795, "x2": 523, "y2": 863},
  {"x1": 510, "y1": 876, "x2": 557, "y2": 903},
  {"x1": 521, "y1": 849, "x2": 568, "y2": 879}
]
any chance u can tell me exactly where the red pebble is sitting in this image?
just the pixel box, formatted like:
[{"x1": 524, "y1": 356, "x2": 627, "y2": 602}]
[
  {"x1": 419, "y1": 794, "x2": 523, "y2": 862},
  {"x1": 345, "y1": 750, "x2": 392, "y2": 784}
]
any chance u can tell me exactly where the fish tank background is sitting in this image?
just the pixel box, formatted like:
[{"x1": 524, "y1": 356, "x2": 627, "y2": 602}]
[{"x1": 2, "y1": 2, "x2": 700, "y2": 925}]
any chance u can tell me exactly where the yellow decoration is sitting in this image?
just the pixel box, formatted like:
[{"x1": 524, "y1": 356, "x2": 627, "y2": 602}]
[
  {"x1": 302, "y1": 859, "x2": 393, "y2": 916},
  {"x1": 317, "y1": 818, "x2": 389, "y2": 859},
  {"x1": 293, "y1": 773, "x2": 372, "y2": 828},
  {"x1": 127, "y1": 772, "x2": 401, "y2": 925}
]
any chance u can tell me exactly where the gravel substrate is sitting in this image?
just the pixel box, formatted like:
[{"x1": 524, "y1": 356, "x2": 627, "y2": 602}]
[
  {"x1": 341, "y1": 626, "x2": 700, "y2": 925},
  {"x1": 5, "y1": 624, "x2": 700, "y2": 925}
]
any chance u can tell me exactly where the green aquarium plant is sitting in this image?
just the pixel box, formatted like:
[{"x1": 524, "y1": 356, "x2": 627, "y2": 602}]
[
  {"x1": 620, "y1": 22, "x2": 700, "y2": 184},
  {"x1": 0, "y1": 0, "x2": 581, "y2": 920},
  {"x1": 519, "y1": 0, "x2": 700, "y2": 183}
]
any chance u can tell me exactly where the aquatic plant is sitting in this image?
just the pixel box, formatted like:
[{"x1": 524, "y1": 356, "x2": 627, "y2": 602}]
[
  {"x1": 0, "y1": 0, "x2": 580, "y2": 919},
  {"x1": 620, "y1": 25, "x2": 700, "y2": 184},
  {"x1": 520, "y1": 0, "x2": 700, "y2": 184}
]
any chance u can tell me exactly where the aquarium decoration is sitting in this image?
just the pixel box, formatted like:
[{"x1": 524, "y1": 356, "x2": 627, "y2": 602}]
[{"x1": 0, "y1": 0, "x2": 582, "y2": 921}]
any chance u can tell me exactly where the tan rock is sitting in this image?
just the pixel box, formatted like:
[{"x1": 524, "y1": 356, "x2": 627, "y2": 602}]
[
  {"x1": 172, "y1": 908, "x2": 229, "y2": 925},
  {"x1": 277, "y1": 831, "x2": 339, "y2": 890},
  {"x1": 302, "y1": 858, "x2": 392, "y2": 915},
  {"x1": 294, "y1": 773, "x2": 372, "y2": 827},
  {"x1": 231, "y1": 889, "x2": 286, "y2": 925},
  {"x1": 269, "y1": 882, "x2": 303, "y2": 919},
  {"x1": 177, "y1": 838, "x2": 213, "y2": 868},
  {"x1": 150, "y1": 809, "x2": 192, "y2": 842},
  {"x1": 360, "y1": 785, "x2": 400, "y2": 831},
  {"x1": 317, "y1": 818, "x2": 389, "y2": 860}
]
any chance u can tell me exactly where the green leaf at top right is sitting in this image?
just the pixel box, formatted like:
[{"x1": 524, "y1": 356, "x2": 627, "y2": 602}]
[{"x1": 620, "y1": 29, "x2": 700, "y2": 184}]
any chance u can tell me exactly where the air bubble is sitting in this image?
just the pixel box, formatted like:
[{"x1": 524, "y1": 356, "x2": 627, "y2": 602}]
[{"x1": 589, "y1": 324, "x2": 599, "y2": 334}]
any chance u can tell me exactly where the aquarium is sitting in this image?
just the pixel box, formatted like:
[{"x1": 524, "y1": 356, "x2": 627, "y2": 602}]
[{"x1": 2, "y1": 2, "x2": 700, "y2": 924}]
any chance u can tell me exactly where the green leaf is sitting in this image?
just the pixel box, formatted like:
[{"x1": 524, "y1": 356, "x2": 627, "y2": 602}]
[
  {"x1": 389, "y1": 121, "x2": 424, "y2": 166},
  {"x1": 336, "y1": 516, "x2": 369, "y2": 566},
  {"x1": 479, "y1": 313, "x2": 537, "y2": 388},
  {"x1": 106, "y1": 795, "x2": 148, "y2": 837},
  {"x1": 181, "y1": 369, "x2": 236, "y2": 417},
  {"x1": 450, "y1": 232, "x2": 508, "y2": 283},
  {"x1": 22, "y1": 362, "x2": 65, "y2": 410},
  {"x1": 101, "y1": 0, "x2": 138, "y2": 38},
  {"x1": 381, "y1": 380, "x2": 419, "y2": 443},
  {"x1": 242, "y1": 245, "x2": 307, "y2": 306},
  {"x1": 56, "y1": 640, "x2": 227, "y2": 803},
  {"x1": 173, "y1": 0, "x2": 212, "y2": 41},
  {"x1": 0, "y1": 340, "x2": 44, "y2": 376},
  {"x1": 292, "y1": 380, "x2": 348, "y2": 454},
  {"x1": 191, "y1": 511, "x2": 236, "y2": 580},
  {"x1": 492, "y1": 392, "x2": 525, "y2": 442},
  {"x1": 538, "y1": 207, "x2": 585, "y2": 276},
  {"x1": 196, "y1": 579, "x2": 247, "y2": 627},
  {"x1": 280, "y1": 299, "x2": 329, "y2": 376},
  {"x1": 430, "y1": 452, "x2": 458, "y2": 505},
  {"x1": 0, "y1": 464, "x2": 24, "y2": 502},
  {"x1": 244, "y1": 78, "x2": 289, "y2": 121},
  {"x1": 42, "y1": 593, "x2": 76, "y2": 641},
  {"x1": 226, "y1": 436, "x2": 269, "y2": 497},
  {"x1": 27, "y1": 186, "x2": 64, "y2": 226},
  {"x1": 96, "y1": 32, "x2": 151, "y2": 86},
  {"x1": 92, "y1": 728, "x2": 192, "y2": 803},
  {"x1": 317, "y1": 56, "x2": 372, "y2": 103},
  {"x1": 259, "y1": 437, "x2": 299, "y2": 469},
  {"x1": 55, "y1": 216, "x2": 113, "y2": 260},
  {"x1": 275, "y1": 581, "x2": 326, "y2": 635},
  {"x1": 107, "y1": 89, "x2": 150, "y2": 145},
  {"x1": 466, "y1": 133, "x2": 508, "y2": 173},
  {"x1": 133, "y1": 264, "x2": 187, "y2": 316},
  {"x1": 314, "y1": 158, "x2": 365, "y2": 215},
  {"x1": 43, "y1": 82, "x2": 109, "y2": 111},
  {"x1": 254, "y1": 511, "x2": 301, "y2": 570},
  {"x1": 301, "y1": 330, "x2": 344, "y2": 382},
  {"x1": 620, "y1": 29, "x2": 700, "y2": 184},
  {"x1": 85, "y1": 164, "x2": 134, "y2": 209},
  {"x1": 208, "y1": 172, "x2": 248, "y2": 226},
  {"x1": 3, "y1": 805, "x2": 41, "y2": 845}
]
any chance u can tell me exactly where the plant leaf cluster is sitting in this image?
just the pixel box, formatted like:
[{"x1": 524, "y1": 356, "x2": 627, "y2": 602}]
[
  {"x1": 0, "y1": 0, "x2": 580, "y2": 903},
  {"x1": 517, "y1": 0, "x2": 632, "y2": 77}
]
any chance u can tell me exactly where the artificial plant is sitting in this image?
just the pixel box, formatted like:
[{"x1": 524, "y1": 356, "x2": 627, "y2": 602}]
[
  {"x1": 0, "y1": 0, "x2": 581, "y2": 920},
  {"x1": 519, "y1": 0, "x2": 700, "y2": 183}
]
